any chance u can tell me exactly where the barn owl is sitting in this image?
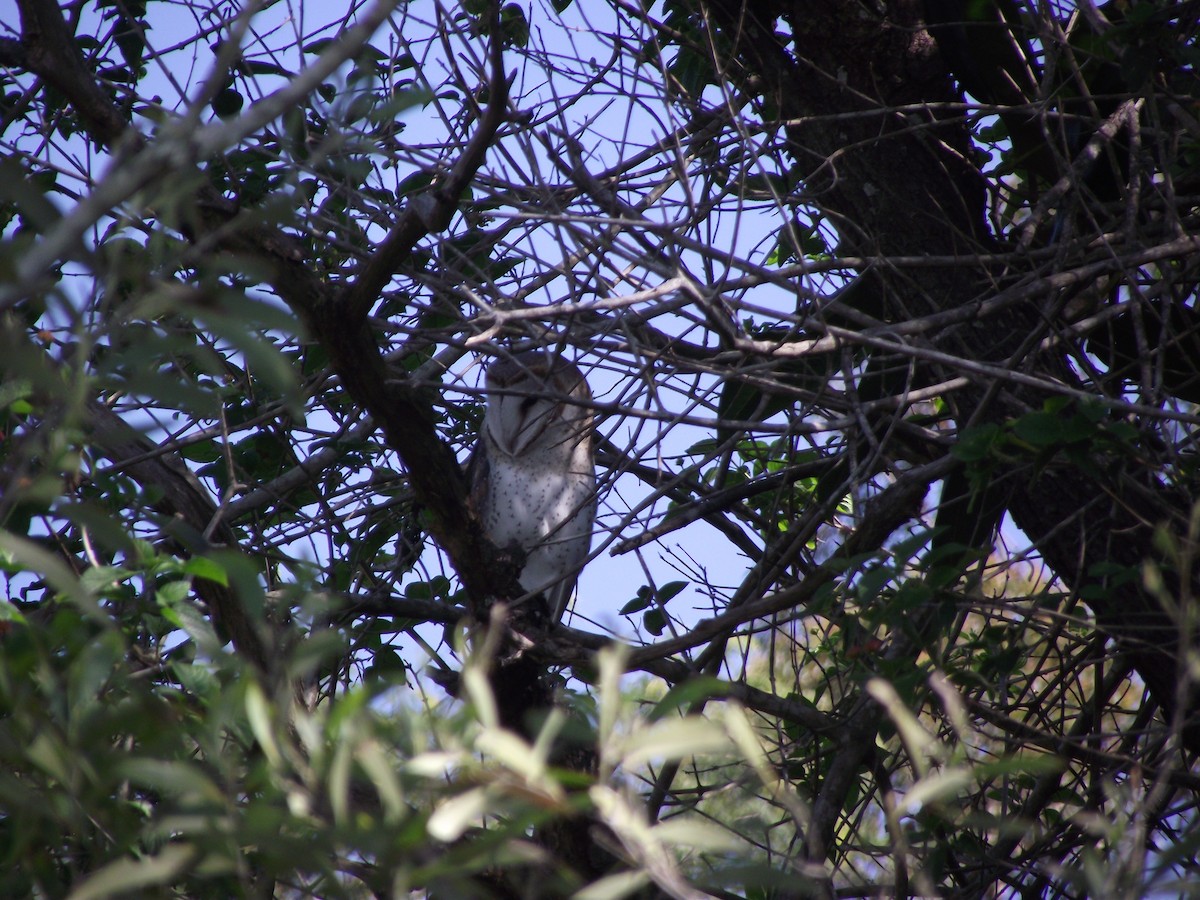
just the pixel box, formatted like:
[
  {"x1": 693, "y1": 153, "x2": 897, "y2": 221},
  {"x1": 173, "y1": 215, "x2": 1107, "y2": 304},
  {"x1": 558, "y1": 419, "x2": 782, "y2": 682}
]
[{"x1": 469, "y1": 351, "x2": 596, "y2": 622}]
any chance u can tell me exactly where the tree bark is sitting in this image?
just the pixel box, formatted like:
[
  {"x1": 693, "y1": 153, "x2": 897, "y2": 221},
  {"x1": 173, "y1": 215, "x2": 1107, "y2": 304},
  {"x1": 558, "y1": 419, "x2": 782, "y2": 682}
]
[{"x1": 701, "y1": 0, "x2": 1200, "y2": 748}]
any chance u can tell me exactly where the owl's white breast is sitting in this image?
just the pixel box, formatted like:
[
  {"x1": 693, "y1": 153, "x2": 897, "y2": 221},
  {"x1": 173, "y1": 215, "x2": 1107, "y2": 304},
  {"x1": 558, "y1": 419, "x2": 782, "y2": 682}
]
[{"x1": 481, "y1": 445, "x2": 595, "y2": 598}]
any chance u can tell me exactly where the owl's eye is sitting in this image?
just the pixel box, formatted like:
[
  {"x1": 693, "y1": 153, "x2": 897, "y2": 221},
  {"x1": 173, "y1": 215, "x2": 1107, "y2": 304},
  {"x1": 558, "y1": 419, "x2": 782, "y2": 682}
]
[{"x1": 519, "y1": 397, "x2": 538, "y2": 414}]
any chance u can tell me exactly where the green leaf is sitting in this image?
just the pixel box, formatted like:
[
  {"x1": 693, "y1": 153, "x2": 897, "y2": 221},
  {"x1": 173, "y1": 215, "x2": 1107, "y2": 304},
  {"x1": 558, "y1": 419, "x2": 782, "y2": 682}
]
[
  {"x1": 158, "y1": 595, "x2": 221, "y2": 654},
  {"x1": 890, "y1": 529, "x2": 934, "y2": 564},
  {"x1": 244, "y1": 680, "x2": 282, "y2": 767},
  {"x1": 743, "y1": 171, "x2": 789, "y2": 198},
  {"x1": 155, "y1": 579, "x2": 190, "y2": 606},
  {"x1": 1011, "y1": 410, "x2": 1068, "y2": 447},
  {"x1": 648, "y1": 676, "x2": 726, "y2": 721},
  {"x1": 620, "y1": 717, "x2": 732, "y2": 768},
  {"x1": 397, "y1": 170, "x2": 434, "y2": 197},
  {"x1": 183, "y1": 556, "x2": 229, "y2": 586},
  {"x1": 193, "y1": 309, "x2": 302, "y2": 412},
  {"x1": 427, "y1": 787, "x2": 488, "y2": 841},
  {"x1": 951, "y1": 423, "x2": 1003, "y2": 462},
  {"x1": 669, "y1": 46, "x2": 714, "y2": 97},
  {"x1": 0, "y1": 157, "x2": 63, "y2": 231},
  {"x1": 0, "y1": 532, "x2": 105, "y2": 621},
  {"x1": 365, "y1": 645, "x2": 408, "y2": 685},
  {"x1": 79, "y1": 565, "x2": 129, "y2": 594},
  {"x1": 574, "y1": 871, "x2": 652, "y2": 900},
  {"x1": 243, "y1": 60, "x2": 291, "y2": 77},
  {"x1": 115, "y1": 758, "x2": 226, "y2": 805},
  {"x1": 643, "y1": 607, "x2": 667, "y2": 635},
  {"x1": 302, "y1": 38, "x2": 336, "y2": 55},
  {"x1": 0, "y1": 377, "x2": 31, "y2": 411},
  {"x1": 619, "y1": 590, "x2": 652, "y2": 615},
  {"x1": 67, "y1": 631, "x2": 123, "y2": 722},
  {"x1": 67, "y1": 844, "x2": 198, "y2": 900},
  {"x1": 211, "y1": 87, "x2": 244, "y2": 118},
  {"x1": 652, "y1": 817, "x2": 743, "y2": 852},
  {"x1": 171, "y1": 661, "x2": 219, "y2": 698},
  {"x1": 902, "y1": 766, "x2": 974, "y2": 814},
  {"x1": 656, "y1": 580, "x2": 688, "y2": 603}
]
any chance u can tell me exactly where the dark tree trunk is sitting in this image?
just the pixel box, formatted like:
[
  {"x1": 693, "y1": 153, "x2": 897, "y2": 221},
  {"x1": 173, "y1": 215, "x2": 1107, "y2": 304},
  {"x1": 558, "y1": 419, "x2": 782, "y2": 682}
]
[{"x1": 701, "y1": 0, "x2": 1200, "y2": 748}]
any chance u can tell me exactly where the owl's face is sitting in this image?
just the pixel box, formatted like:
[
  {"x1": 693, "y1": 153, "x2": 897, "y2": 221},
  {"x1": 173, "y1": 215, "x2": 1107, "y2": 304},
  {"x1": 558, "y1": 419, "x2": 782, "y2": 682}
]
[{"x1": 483, "y1": 353, "x2": 592, "y2": 460}]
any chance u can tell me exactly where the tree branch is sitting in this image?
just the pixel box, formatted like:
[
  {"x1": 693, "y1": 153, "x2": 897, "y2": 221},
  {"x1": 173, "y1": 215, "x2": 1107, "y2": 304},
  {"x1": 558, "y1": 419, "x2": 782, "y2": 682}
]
[
  {"x1": 703, "y1": 0, "x2": 1200, "y2": 752},
  {"x1": 627, "y1": 456, "x2": 953, "y2": 668},
  {"x1": 340, "y1": 5, "x2": 512, "y2": 321},
  {"x1": 16, "y1": 0, "x2": 131, "y2": 146},
  {"x1": 87, "y1": 401, "x2": 271, "y2": 674}
]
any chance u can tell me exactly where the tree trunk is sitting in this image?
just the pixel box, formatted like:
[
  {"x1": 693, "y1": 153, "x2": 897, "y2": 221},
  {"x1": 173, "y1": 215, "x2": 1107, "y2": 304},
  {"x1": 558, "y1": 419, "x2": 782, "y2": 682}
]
[{"x1": 703, "y1": 0, "x2": 1200, "y2": 745}]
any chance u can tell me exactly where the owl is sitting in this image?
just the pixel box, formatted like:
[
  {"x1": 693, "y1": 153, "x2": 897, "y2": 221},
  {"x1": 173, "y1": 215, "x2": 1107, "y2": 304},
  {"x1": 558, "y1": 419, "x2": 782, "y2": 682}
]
[{"x1": 469, "y1": 351, "x2": 597, "y2": 622}]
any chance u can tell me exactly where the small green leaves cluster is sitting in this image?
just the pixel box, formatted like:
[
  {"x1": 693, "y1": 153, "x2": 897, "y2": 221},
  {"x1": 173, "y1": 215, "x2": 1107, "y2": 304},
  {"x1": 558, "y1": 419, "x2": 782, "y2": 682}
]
[
  {"x1": 620, "y1": 580, "x2": 687, "y2": 636},
  {"x1": 952, "y1": 397, "x2": 1138, "y2": 490}
]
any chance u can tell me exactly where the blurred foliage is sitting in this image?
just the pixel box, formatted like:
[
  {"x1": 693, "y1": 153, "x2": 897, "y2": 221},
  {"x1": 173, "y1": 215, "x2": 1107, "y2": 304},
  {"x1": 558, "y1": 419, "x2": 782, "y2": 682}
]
[{"x1": 0, "y1": 0, "x2": 1198, "y2": 897}]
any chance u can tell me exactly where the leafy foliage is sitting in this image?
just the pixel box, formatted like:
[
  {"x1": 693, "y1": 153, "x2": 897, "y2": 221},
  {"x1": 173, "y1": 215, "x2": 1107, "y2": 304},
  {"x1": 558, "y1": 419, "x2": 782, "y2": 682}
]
[{"x1": 1, "y1": 0, "x2": 1199, "y2": 896}]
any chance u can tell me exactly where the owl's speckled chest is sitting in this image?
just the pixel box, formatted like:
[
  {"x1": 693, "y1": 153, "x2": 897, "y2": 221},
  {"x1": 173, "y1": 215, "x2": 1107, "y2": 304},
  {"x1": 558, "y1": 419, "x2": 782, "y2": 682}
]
[
  {"x1": 479, "y1": 439, "x2": 595, "y2": 606},
  {"x1": 482, "y1": 445, "x2": 593, "y2": 554}
]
